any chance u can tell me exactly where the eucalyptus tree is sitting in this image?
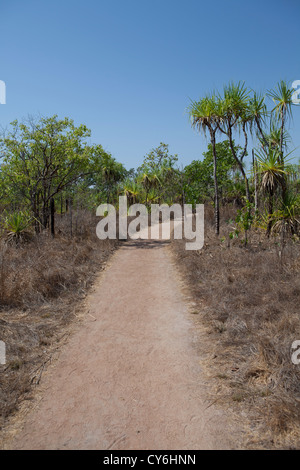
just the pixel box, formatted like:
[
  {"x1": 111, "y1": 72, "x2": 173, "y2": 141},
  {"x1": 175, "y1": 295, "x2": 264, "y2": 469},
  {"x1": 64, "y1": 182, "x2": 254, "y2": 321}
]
[
  {"x1": 188, "y1": 94, "x2": 223, "y2": 235},
  {"x1": 0, "y1": 115, "x2": 93, "y2": 229},
  {"x1": 138, "y1": 142, "x2": 178, "y2": 174}
]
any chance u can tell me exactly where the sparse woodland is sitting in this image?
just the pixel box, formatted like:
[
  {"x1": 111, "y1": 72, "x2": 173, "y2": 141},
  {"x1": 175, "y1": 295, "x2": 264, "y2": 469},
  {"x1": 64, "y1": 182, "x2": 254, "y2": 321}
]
[{"x1": 0, "y1": 80, "x2": 300, "y2": 448}]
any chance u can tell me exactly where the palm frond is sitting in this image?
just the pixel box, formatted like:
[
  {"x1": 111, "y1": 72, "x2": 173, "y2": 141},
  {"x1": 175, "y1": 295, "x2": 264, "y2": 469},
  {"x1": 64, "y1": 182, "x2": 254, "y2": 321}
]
[{"x1": 267, "y1": 80, "x2": 294, "y2": 121}]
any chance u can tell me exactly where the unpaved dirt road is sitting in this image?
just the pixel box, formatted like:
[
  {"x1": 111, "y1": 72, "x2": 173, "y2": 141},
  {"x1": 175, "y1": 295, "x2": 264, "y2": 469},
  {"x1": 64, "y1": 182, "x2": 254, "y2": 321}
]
[{"x1": 8, "y1": 240, "x2": 237, "y2": 450}]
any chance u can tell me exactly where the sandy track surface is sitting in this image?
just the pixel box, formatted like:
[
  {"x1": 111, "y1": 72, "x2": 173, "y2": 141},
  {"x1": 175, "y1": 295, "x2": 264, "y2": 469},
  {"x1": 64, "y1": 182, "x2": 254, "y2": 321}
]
[{"x1": 8, "y1": 240, "x2": 236, "y2": 450}]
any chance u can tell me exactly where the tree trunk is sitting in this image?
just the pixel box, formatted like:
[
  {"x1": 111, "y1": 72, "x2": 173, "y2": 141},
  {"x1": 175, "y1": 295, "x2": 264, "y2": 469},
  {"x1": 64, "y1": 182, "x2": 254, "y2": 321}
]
[
  {"x1": 252, "y1": 150, "x2": 258, "y2": 212},
  {"x1": 33, "y1": 194, "x2": 40, "y2": 234},
  {"x1": 75, "y1": 199, "x2": 79, "y2": 236},
  {"x1": 255, "y1": 117, "x2": 269, "y2": 148},
  {"x1": 42, "y1": 204, "x2": 49, "y2": 229},
  {"x1": 228, "y1": 128, "x2": 250, "y2": 201},
  {"x1": 211, "y1": 129, "x2": 219, "y2": 236},
  {"x1": 280, "y1": 109, "x2": 287, "y2": 200},
  {"x1": 69, "y1": 198, "x2": 73, "y2": 238},
  {"x1": 50, "y1": 198, "x2": 55, "y2": 238},
  {"x1": 266, "y1": 194, "x2": 273, "y2": 238},
  {"x1": 280, "y1": 109, "x2": 285, "y2": 162}
]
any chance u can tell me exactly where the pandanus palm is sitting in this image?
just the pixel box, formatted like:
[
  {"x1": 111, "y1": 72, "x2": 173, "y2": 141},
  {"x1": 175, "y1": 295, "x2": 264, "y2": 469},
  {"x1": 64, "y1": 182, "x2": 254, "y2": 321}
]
[
  {"x1": 140, "y1": 173, "x2": 161, "y2": 206},
  {"x1": 260, "y1": 120, "x2": 291, "y2": 152},
  {"x1": 102, "y1": 155, "x2": 125, "y2": 203},
  {"x1": 272, "y1": 192, "x2": 300, "y2": 237},
  {"x1": 255, "y1": 148, "x2": 287, "y2": 237},
  {"x1": 218, "y1": 81, "x2": 253, "y2": 201},
  {"x1": 188, "y1": 94, "x2": 222, "y2": 235},
  {"x1": 249, "y1": 91, "x2": 269, "y2": 148},
  {"x1": 123, "y1": 181, "x2": 140, "y2": 205},
  {"x1": 267, "y1": 80, "x2": 294, "y2": 201},
  {"x1": 267, "y1": 80, "x2": 294, "y2": 160}
]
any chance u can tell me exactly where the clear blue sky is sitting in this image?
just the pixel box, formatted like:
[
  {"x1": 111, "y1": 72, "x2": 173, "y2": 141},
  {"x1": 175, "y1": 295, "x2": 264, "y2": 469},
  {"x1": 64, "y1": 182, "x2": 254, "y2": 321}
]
[{"x1": 1, "y1": 0, "x2": 300, "y2": 169}]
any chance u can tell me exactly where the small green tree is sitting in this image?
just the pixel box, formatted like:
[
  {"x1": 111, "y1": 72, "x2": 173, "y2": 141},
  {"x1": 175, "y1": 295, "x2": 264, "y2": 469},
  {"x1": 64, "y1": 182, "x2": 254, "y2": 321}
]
[
  {"x1": 255, "y1": 148, "x2": 287, "y2": 237},
  {"x1": 0, "y1": 115, "x2": 93, "y2": 229},
  {"x1": 137, "y1": 143, "x2": 180, "y2": 205},
  {"x1": 184, "y1": 140, "x2": 243, "y2": 205}
]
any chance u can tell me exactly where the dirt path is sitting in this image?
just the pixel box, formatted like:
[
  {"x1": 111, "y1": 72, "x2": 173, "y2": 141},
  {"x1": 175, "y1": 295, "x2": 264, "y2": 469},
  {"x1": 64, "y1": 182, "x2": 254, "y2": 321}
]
[{"x1": 7, "y1": 240, "x2": 237, "y2": 450}]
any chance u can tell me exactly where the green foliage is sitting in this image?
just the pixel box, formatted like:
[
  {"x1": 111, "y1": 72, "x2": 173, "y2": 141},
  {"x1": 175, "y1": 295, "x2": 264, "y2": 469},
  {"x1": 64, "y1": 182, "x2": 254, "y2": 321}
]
[
  {"x1": 255, "y1": 147, "x2": 287, "y2": 196},
  {"x1": 235, "y1": 200, "x2": 255, "y2": 232},
  {"x1": 136, "y1": 143, "x2": 182, "y2": 205},
  {"x1": 0, "y1": 115, "x2": 92, "y2": 227},
  {"x1": 0, "y1": 78, "x2": 298, "y2": 242},
  {"x1": 91, "y1": 150, "x2": 127, "y2": 204},
  {"x1": 123, "y1": 180, "x2": 141, "y2": 205},
  {"x1": 271, "y1": 193, "x2": 300, "y2": 237},
  {"x1": 137, "y1": 142, "x2": 178, "y2": 175},
  {"x1": 222, "y1": 81, "x2": 250, "y2": 123},
  {"x1": 267, "y1": 80, "x2": 294, "y2": 123},
  {"x1": 0, "y1": 116, "x2": 128, "y2": 225},
  {"x1": 187, "y1": 93, "x2": 223, "y2": 134},
  {"x1": 184, "y1": 140, "x2": 244, "y2": 205},
  {"x1": 1, "y1": 210, "x2": 34, "y2": 244},
  {"x1": 229, "y1": 200, "x2": 256, "y2": 245}
]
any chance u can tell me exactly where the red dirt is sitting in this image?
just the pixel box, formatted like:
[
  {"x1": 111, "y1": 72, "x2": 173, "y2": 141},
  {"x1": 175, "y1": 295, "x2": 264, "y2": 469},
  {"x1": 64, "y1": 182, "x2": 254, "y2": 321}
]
[{"x1": 7, "y1": 240, "x2": 238, "y2": 450}]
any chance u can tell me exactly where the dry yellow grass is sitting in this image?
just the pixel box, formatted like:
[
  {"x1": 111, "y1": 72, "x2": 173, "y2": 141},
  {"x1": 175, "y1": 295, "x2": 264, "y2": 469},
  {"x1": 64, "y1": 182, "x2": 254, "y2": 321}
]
[
  {"x1": 0, "y1": 211, "x2": 118, "y2": 432},
  {"x1": 171, "y1": 204, "x2": 300, "y2": 449}
]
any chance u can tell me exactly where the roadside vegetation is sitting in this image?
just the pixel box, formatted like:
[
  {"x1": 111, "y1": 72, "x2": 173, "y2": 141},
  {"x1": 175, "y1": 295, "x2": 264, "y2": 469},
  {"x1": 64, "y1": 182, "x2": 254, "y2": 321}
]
[
  {"x1": 0, "y1": 116, "x2": 124, "y2": 435},
  {"x1": 0, "y1": 79, "x2": 299, "y2": 448},
  {"x1": 171, "y1": 80, "x2": 300, "y2": 449},
  {"x1": 171, "y1": 206, "x2": 300, "y2": 449}
]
